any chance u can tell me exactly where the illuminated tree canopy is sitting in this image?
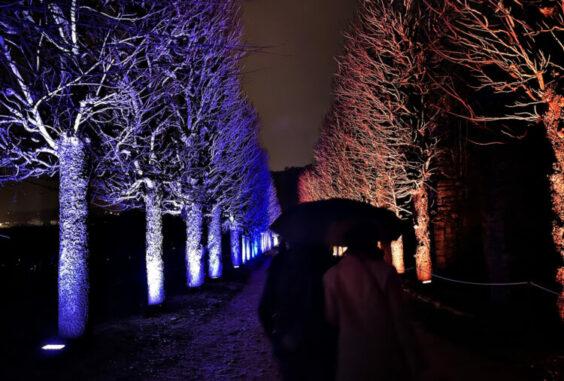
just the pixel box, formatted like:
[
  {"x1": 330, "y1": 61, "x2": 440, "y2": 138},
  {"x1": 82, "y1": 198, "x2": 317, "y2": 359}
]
[
  {"x1": 0, "y1": 0, "x2": 145, "y2": 338},
  {"x1": 300, "y1": 0, "x2": 443, "y2": 280},
  {"x1": 0, "y1": 0, "x2": 279, "y2": 335}
]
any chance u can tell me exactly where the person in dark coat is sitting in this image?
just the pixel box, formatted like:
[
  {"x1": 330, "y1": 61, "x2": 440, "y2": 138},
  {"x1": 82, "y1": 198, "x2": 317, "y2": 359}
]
[
  {"x1": 259, "y1": 242, "x2": 339, "y2": 381},
  {"x1": 324, "y1": 227, "x2": 426, "y2": 381}
]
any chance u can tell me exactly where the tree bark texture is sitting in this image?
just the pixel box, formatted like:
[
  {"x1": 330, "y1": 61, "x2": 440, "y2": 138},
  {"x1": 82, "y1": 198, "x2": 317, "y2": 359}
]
[
  {"x1": 186, "y1": 203, "x2": 204, "y2": 287},
  {"x1": 413, "y1": 186, "x2": 432, "y2": 282},
  {"x1": 208, "y1": 204, "x2": 222, "y2": 278},
  {"x1": 230, "y1": 227, "x2": 241, "y2": 268},
  {"x1": 58, "y1": 136, "x2": 90, "y2": 338},
  {"x1": 144, "y1": 185, "x2": 165, "y2": 305},
  {"x1": 543, "y1": 90, "x2": 564, "y2": 319}
]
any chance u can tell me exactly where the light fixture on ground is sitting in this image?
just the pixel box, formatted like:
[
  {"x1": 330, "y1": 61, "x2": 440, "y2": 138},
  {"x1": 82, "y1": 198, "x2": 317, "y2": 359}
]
[{"x1": 42, "y1": 343, "x2": 66, "y2": 351}]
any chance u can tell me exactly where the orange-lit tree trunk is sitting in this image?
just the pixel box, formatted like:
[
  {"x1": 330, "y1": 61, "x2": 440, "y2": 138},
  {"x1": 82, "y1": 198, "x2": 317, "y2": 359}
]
[
  {"x1": 544, "y1": 90, "x2": 564, "y2": 317},
  {"x1": 391, "y1": 236, "x2": 405, "y2": 274},
  {"x1": 414, "y1": 186, "x2": 432, "y2": 281}
]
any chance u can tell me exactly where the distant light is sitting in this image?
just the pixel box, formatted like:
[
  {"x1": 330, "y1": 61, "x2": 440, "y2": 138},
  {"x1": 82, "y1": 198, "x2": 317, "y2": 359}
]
[
  {"x1": 233, "y1": 266, "x2": 240, "y2": 268},
  {"x1": 422, "y1": 280, "x2": 432, "y2": 284},
  {"x1": 42, "y1": 344, "x2": 65, "y2": 351},
  {"x1": 332, "y1": 246, "x2": 348, "y2": 256}
]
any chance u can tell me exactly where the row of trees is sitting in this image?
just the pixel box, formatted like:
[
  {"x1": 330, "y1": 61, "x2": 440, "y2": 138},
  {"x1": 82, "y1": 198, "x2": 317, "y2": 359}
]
[
  {"x1": 0, "y1": 0, "x2": 280, "y2": 338},
  {"x1": 299, "y1": 0, "x2": 562, "y2": 317}
]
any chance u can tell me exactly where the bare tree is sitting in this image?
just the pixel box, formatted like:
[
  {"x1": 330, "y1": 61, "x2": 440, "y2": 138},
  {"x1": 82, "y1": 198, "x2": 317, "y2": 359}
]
[
  {"x1": 0, "y1": 0, "x2": 142, "y2": 338},
  {"x1": 214, "y1": 97, "x2": 273, "y2": 267},
  {"x1": 92, "y1": 0, "x2": 183, "y2": 306},
  {"x1": 428, "y1": 0, "x2": 563, "y2": 317},
  {"x1": 302, "y1": 0, "x2": 441, "y2": 278},
  {"x1": 165, "y1": 0, "x2": 245, "y2": 286}
]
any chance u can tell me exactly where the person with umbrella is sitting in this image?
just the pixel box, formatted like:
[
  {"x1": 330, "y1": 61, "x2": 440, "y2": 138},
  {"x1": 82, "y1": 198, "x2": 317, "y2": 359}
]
[
  {"x1": 258, "y1": 239, "x2": 338, "y2": 381},
  {"x1": 267, "y1": 198, "x2": 425, "y2": 380},
  {"x1": 323, "y1": 223, "x2": 426, "y2": 381}
]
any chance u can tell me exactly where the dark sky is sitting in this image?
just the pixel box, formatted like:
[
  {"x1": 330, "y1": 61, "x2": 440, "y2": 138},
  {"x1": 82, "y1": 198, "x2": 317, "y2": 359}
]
[{"x1": 241, "y1": 0, "x2": 357, "y2": 171}]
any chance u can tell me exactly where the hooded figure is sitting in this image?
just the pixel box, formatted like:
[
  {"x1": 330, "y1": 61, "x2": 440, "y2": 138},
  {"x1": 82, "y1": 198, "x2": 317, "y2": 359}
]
[
  {"x1": 323, "y1": 225, "x2": 425, "y2": 381},
  {"x1": 259, "y1": 242, "x2": 339, "y2": 381}
]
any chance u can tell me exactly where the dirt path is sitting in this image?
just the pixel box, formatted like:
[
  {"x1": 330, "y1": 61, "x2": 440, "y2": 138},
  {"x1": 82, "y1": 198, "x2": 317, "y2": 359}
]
[{"x1": 148, "y1": 261, "x2": 281, "y2": 381}]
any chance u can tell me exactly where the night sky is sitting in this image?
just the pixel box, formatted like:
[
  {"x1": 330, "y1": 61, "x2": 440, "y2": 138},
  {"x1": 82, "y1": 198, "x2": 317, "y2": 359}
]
[{"x1": 241, "y1": 0, "x2": 357, "y2": 171}]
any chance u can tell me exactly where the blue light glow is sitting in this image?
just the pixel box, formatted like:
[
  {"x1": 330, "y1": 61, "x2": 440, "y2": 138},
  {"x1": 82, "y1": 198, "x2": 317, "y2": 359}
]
[
  {"x1": 186, "y1": 203, "x2": 204, "y2": 287},
  {"x1": 58, "y1": 136, "x2": 90, "y2": 338},
  {"x1": 252, "y1": 234, "x2": 259, "y2": 257},
  {"x1": 246, "y1": 236, "x2": 252, "y2": 261},
  {"x1": 241, "y1": 235, "x2": 247, "y2": 264},
  {"x1": 208, "y1": 204, "x2": 222, "y2": 278},
  {"x1": 242, "y1": 235, "x2": 250, "y2": 263},
  {"x1": 230, "y1": 227, "x2": 241, "y2": 268}
]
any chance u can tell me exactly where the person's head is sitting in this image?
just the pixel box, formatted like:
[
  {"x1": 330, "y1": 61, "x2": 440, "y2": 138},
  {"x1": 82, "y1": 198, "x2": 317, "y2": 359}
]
[{"x1": 343, "y1": 223, "x2": 384, "y2": 258}]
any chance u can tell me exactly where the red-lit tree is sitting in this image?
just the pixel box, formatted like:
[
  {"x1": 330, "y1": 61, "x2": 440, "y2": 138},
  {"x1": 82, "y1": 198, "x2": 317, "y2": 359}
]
[
  {"x1": 305, "y1": 105, "x2": 370, "y2": 202},
  {"x1": 302, "y1": 0, "x2": 442, "y2": 278},
  {"x1": 429, "y1": 0, "x2": 564, "y2": 317}
]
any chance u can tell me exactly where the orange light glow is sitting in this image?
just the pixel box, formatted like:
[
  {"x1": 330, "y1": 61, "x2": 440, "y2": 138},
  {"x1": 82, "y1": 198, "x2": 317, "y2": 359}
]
[{"x1": 332, "y1": 246, "x2": 348, "y2": 256}]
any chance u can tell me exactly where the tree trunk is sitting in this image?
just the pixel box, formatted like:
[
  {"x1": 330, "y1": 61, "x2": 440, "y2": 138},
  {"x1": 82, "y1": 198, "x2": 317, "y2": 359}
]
[
  {"x1": 543, "y1": 90, "x2": 564, "y2": 319},
  {"x1": 58, "y1": 136, "x2": 90, "y2": 338},
  {"x1": 144, "y1": 183, "x2": 164, "y2": 305},
  {"x1": 413, "y1": 186, "x2": 432, "y2": 282},
  {"x1": 230, "y1": 226, "x2": 241, "y2": 268},
  {"x1": 186, "y1": 203, "x2": 204, "y2": 287},
  {"x1": 391, "y1": 236, "x2": 405, "y2": 274},
  {"x1": 242, "y1": 234, "x2": 250, "y2": 263},
  {"x1": 208, "y1": 204, "x2": 222, "y2": 278},
  {"x1": 253, "y1": 233, "x2": 260, "y2": 257}
]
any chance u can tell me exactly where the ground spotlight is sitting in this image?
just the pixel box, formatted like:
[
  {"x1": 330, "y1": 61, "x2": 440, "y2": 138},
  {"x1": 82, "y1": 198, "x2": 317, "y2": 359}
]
[{"x1": 42, "y1": 343, "x2": 66, "y2": 351}]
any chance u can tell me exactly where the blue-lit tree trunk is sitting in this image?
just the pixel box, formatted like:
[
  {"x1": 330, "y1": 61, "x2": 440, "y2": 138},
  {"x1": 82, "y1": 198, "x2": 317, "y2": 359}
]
[
  {"x1": 144, "y1": 184, "x2": 165, "y2": 305},
  {"x1": 241, "y1": 234, "x2": 248, "y2": 264},
  {"x1": 58, "y1": 136, "x2": 90, "y2": 338},
  {"x1": 208, "y1": 204, "x2": 222, "y2": 278},
  {"x1": 186, "y1": 203, "x2": 204, "y2": 287},
  {"x1": 230, "y1": 226, "x2": 241, "y2": 268},
  {"x1": 253, "y1": 233, "x2": 260, "y2": 257}
]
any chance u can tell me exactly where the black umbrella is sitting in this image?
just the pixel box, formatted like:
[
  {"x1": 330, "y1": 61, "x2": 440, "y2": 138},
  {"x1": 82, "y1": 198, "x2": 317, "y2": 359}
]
[{"x1": 270, "y1": 198, "x2": 404, "y2": 246}]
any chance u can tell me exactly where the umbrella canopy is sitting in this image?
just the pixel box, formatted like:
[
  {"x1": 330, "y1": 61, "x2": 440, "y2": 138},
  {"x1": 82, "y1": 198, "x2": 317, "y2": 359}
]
[{"x1": 270, "y1": 198, "x2": 404, "y2": 246}]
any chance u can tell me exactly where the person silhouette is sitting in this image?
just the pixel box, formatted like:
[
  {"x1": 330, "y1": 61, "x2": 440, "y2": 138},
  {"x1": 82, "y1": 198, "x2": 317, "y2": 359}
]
[
  {"x1": 259, "y1": 241, "x2": 338, "y2": 381},
  {"x1": 323, "y1": 226, "x2": 426, "y2": 381}
]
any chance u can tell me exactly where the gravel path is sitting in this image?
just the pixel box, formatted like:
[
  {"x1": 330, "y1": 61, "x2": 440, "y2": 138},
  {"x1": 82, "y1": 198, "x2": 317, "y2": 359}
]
[
  {"x1": 10, "y1": 259, "x2": 281, "y2": 381},
  {"x1": 150, "y1": 261, "x2": 281, "y2": 381}
]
